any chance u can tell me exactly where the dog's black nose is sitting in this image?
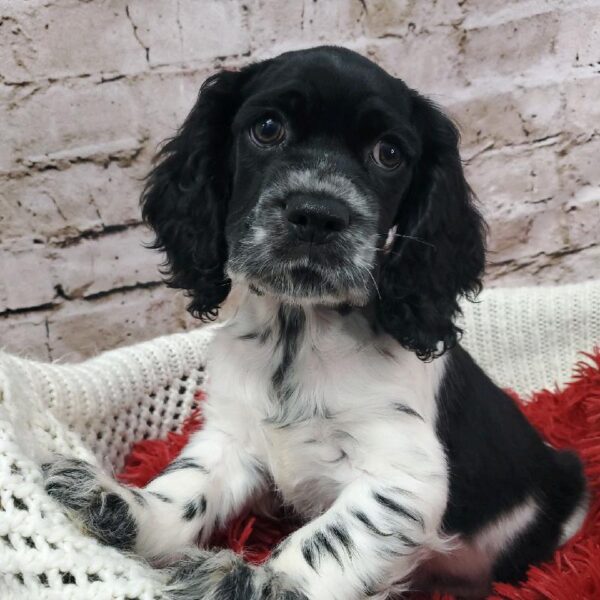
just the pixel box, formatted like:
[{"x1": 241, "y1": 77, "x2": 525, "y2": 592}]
[{"x1": 285, "y1": 193, "x2": 350, "y2": 244}]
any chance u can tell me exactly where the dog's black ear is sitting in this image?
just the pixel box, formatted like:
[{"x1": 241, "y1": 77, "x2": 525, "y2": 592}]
[
  {"x1": 377, "y1": 91, "x2": 486, "y2": 360},
  {"x1": 141, "y1": 65, "x2": 260, "y2": 320}
]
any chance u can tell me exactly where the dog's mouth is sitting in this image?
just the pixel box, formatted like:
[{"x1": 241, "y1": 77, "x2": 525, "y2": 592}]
[{"x1": 227, "y1": 250, "x2": 375, "y2": 306}]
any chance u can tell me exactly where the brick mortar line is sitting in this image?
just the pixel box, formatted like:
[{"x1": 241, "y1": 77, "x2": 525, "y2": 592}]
[
  {"x1": 0, "y1": 280, "x2": 166, "y2": 319},
  {"x1": 0, "y1": 222, "x2": 146, "y2": 252},
  {"x1": 488, "y1": 241, "x2": 599, "y2": 270},
  {"x1": 50, "y1": 222, "x2": 146, "y2": 248},
  {"x1": 0, "y1": 301, "x2": 57, "y2": 319}
]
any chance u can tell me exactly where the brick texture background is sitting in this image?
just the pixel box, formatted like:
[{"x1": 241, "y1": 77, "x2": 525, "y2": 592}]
[{"x1": 1, "y1": 0, "x2": 599, "y2": 361}]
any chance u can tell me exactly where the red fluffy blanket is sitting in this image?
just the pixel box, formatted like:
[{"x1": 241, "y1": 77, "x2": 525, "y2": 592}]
[{"x1": 119, "y1": 350, "x2": 600, "y2": 600}]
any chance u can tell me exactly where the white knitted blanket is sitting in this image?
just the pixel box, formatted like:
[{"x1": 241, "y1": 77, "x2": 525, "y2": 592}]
[{"x1": 1, "y1": 281, "x2": 599, "y2": 599}]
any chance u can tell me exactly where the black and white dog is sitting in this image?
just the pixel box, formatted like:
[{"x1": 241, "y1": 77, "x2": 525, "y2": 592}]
[{"x1": 44, "y1": 47, "x2": 588, "y2": 599}]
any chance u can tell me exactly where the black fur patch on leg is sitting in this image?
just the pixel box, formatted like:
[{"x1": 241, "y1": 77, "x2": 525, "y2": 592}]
[
  {"x1": 259, "y1": 566, "x2": 310, "y2": 600},
  {"x1": 301, "y1": 539, "x2": 317, "y2": 571},
  {"x1": 43, "y1": 457, "x2": 138, "y2": 551},
  {"x1": 351, "y1": 509, "x2": 392, "y2": 537},
  {"x1": 88, "y1": 492, "x2": 137, "y2": 551},
  {"x1": 392, "y1": 402, "x2": 424, "y2": 420},
  {"x1": 182, "y1": 494, "x2": 207, "y2": 521},
  {"x1": 149, "y1": 491, "x2": 173, "y2": 503},
  {"x1": 238, "y1": 329, "x2": 272, "y2": 343},
  {"x1": 44, "y1": 458, "x2": 97, "y2": 511},
  {"x1": 161, "y1": 457, "x2": 209, "y2": 476},
  {"x1": 301, "y1": 529, "x2": 345, "y2": 572},
  {"x1": 215, "y1": 562, "x2": 255, "y2": 598},
  {"x1": 165, "y1": 549, "x2": 309, "y2": 600},
  {"x1": 166, "y1": 549, "x2": 243, "y2": 600},
  {"x1": 239, "y1": 331, "x2": 260, "y2": 341},
  {"x1": 130, "y1": 488, "x2": 147, "y2": 506},
  {"x1": 326, "y1": 523, "x2": 353, "y2": 558},
  {"x1": 373, "y1": 492, "x2": 424, "y2": 528}
]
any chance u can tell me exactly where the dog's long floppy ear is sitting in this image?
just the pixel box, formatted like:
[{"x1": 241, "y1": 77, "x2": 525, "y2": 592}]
[
  {"x1": 141, "y1": 64, "x2": 262, "y2": 320},
  {"x1": 377, "y1": 91, "x2": 486, "y2": 360}
]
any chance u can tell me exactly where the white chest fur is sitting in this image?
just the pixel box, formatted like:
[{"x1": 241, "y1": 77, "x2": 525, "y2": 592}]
[{"x1": 203, "y1": 292, "x2": 447, "y2": 519}]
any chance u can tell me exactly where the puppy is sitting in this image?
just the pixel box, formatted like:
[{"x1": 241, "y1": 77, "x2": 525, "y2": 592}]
[{"x1": 45, "y1": 46, "x2": 588, "y2": 599}]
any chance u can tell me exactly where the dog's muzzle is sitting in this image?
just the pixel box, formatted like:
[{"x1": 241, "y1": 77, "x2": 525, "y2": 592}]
[{"x1": 226, "y1": 168, "x2": 379, "y2": 304}]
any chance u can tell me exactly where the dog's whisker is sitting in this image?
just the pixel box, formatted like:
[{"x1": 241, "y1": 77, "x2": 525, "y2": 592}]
[
  {"x1": 352, "y1": 258, "x2": 382, "y2": 300},
  {"x1": 396, "y1": 235, "x2": 436, "y2": 249},
  {"x1": 381, "y1": 233, "x2": 437, "y2": 250},
  {"x1": 365, "y1": 269, "x2": 382, "y2": 300}
]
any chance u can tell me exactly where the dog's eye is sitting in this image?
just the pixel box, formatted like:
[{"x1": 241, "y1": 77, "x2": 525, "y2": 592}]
[
  {"x1": 372, "y1": 139, "x2": 403, "y2": 170},
  {"x1": 250, "y1": 117, "x2": 286, "y2": 146}
]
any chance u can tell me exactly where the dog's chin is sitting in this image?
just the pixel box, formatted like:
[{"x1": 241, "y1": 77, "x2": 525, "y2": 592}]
[{"x1": 230, "y1": 264, "x2": 372, "y2": 307}]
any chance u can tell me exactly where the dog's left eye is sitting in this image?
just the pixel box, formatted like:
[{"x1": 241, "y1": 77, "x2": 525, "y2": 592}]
[
  {"x1": 372, "y1": 139, "x2": 403, "y2": 170},
  {"x1": 250, "y1": 117, "x2": 286, "y2": 146}
]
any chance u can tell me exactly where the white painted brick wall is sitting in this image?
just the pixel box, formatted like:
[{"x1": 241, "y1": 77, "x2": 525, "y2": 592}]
[{"x1": 1, "y1": 0, "x2": 599, "y2": 361}]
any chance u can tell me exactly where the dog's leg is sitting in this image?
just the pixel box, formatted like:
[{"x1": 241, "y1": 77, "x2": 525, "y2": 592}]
[
  {"x1": 43, "y1": 426, "x2": 266, "y2": 560},
  {"x1": 166, "y1": 474, "x2": 447, "y2": 600}
]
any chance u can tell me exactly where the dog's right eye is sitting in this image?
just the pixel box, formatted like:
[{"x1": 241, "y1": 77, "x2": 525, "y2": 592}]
[
  {"x1": 371, "y1": 139, "x2": 403, "y2": 170},
  {"x1": 250, "y1": 117, "x2": 286, "y2": 146}
]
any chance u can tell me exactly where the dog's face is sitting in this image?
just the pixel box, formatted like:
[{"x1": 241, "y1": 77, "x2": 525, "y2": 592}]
[
  {"x1": 224, "y1": 50, "x2": 417, "y2": 306},
  {"x1": 142, "y1": 46, "x2": 486, "y2": 359}
]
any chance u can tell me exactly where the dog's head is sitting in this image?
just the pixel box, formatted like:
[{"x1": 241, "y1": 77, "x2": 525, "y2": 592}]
[{"x1": 142, "y1": 46, "x2": 485, "y2": 359}]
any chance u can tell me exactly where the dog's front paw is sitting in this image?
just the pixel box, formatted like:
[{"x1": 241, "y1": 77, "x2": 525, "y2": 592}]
[
  {"x1": 43, "y1": 457, "x2": 137, "y2": 551},
  {"x1": 166, "y1": 549, "x2": 308, "y2": 600},
  {"x1": 166, "y1": 549, "x2": 251, "y2": 599}
]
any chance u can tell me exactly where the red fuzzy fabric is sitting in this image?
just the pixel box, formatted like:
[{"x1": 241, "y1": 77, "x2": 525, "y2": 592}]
[{"x1": 119, "y1": 351, "x2": 600, "y2": 599}]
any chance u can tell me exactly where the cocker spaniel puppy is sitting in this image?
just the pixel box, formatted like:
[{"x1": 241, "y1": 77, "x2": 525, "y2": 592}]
[{"x1": 44, "y1": 46, "x2": 588, "y2": 599}]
